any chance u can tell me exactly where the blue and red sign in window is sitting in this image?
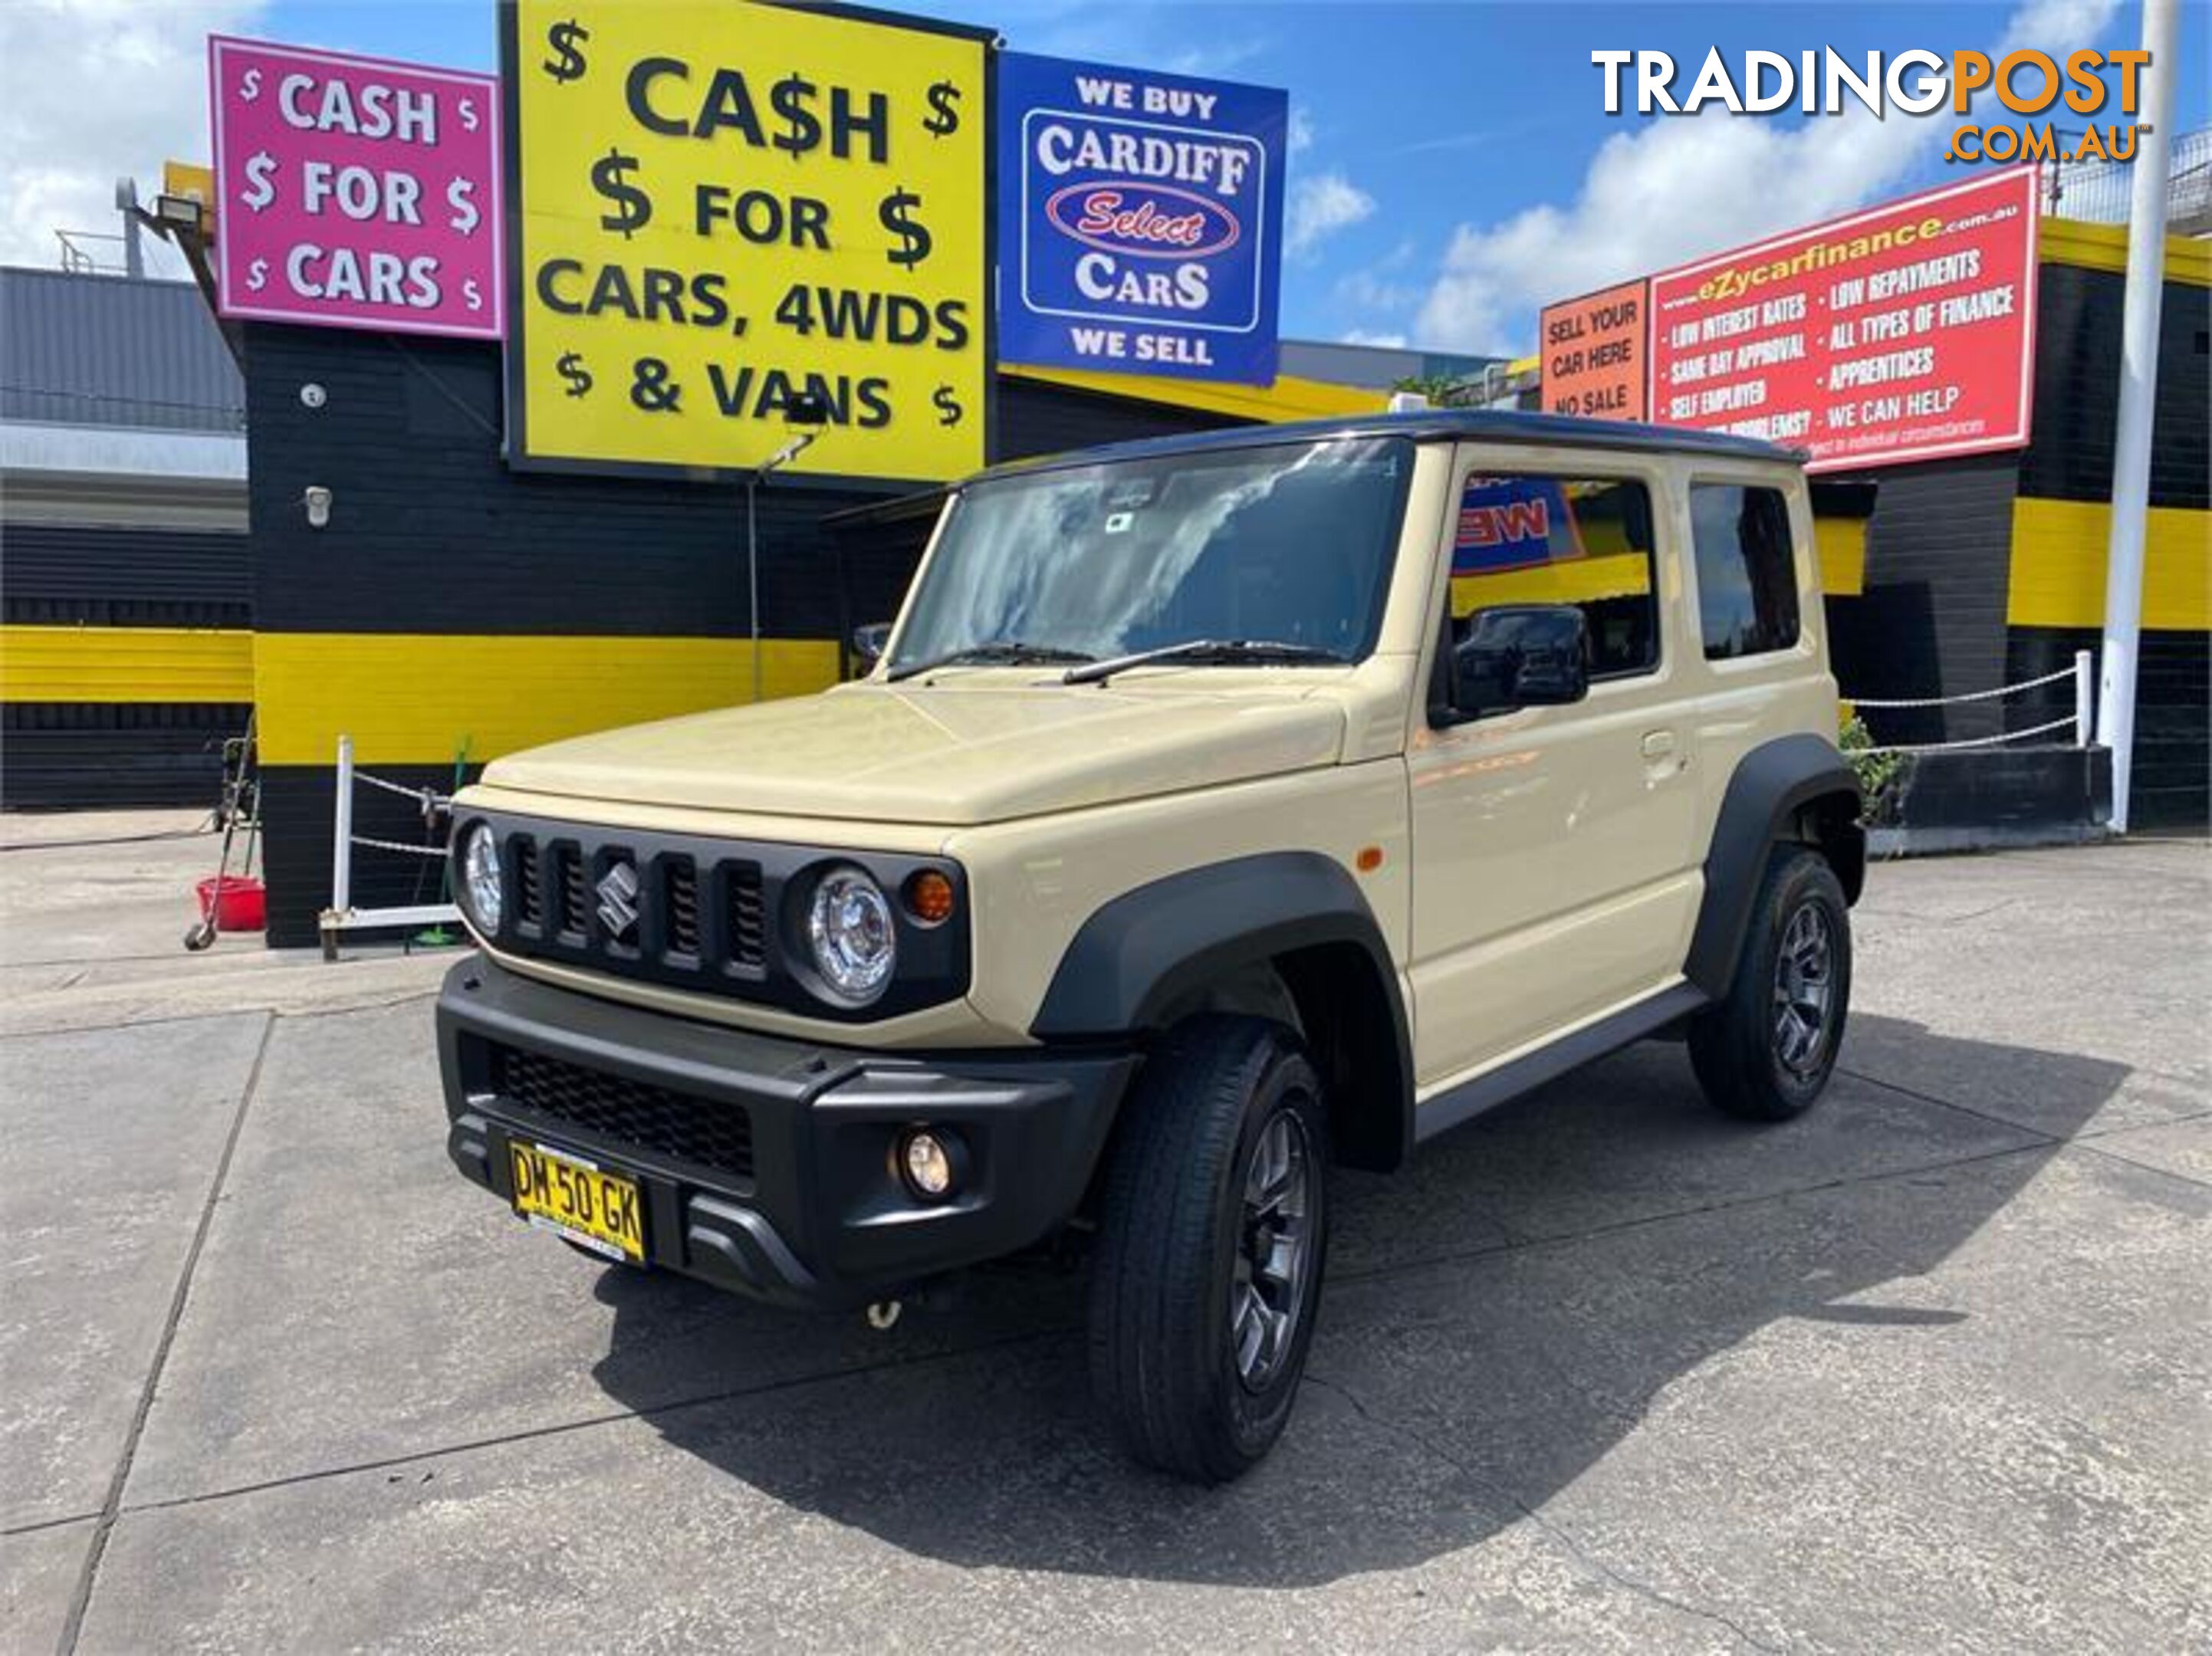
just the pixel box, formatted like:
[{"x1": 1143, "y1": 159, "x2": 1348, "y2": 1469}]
[
  {"x1": 1453, "y1": 477, "x2": 1586, "y2": 576},
  {"x1": 998, "y1": 52, "x2": 1287, "y2": 386}
]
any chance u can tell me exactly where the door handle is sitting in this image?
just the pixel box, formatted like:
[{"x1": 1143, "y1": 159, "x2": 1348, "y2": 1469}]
[{"x1": 1641, "y1": 730, "x2": 1677, "y2": 761}]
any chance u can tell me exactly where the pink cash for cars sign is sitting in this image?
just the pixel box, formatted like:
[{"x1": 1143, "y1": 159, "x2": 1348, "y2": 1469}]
[{"x1": 210, "y1": 36, "x2": 503, "y2": 337}]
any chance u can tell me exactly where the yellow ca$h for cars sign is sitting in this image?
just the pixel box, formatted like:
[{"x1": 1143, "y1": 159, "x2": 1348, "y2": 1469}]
[{"x1": 505, "y1": 0, "x2": 989, "y2": 484}]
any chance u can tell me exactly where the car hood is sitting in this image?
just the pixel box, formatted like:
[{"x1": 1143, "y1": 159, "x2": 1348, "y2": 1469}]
[{"x1": 478, "y1": 678, "x2": 1349, "y2": 827}]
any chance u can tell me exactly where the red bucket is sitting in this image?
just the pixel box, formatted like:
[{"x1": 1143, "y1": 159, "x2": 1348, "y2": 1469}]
[{"x1": 196, "y1": 875, "x2": 266, "y2": 933}]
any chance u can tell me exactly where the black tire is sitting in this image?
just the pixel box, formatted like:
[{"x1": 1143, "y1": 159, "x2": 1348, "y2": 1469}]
[
  {"x1": 1088, "y1": 1014, "x2": 1330, "y2": 1483},
  {"x1": 1691, "y1": 845, "x2": 1852, "y2": 1122}
]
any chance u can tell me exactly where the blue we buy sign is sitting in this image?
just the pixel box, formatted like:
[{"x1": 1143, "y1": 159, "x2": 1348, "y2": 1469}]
[{"x1": 998, "y1": 52, "x2": 1287, "y2": 386}]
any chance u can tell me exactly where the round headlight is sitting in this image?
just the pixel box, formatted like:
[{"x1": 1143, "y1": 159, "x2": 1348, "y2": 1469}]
[
  {"x1": 459, "y1": 823, "x2": 502, "y2": 933},
  {"x1": 807, "y1": 866, "x2": 896, "y2": 1003}
]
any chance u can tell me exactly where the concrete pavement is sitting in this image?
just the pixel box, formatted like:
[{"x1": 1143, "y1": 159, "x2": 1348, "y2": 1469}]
[{"x1": 2, "y1": 826, "x2": 2205, "y2": 1653}]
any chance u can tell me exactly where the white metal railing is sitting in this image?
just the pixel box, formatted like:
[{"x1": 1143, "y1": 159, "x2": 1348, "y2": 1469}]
[
  {"x1": 2043, "y1": 123, "x2": 2212, "y2": 231},
  {"x1": 1849, "y1": 650, "x2": 2094, "y2": 756},
  {"x1": 319, "y1": 733, "x2": 459, "y2": 958}
]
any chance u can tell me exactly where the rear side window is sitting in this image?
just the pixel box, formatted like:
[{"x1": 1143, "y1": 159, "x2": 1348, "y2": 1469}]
[
  {"x1": 1691, "y1": 484, "x2": 1800, "y2": 660},
  {"x1": 1450, "y1": 474, "x2": 1658, "y2": 678}
]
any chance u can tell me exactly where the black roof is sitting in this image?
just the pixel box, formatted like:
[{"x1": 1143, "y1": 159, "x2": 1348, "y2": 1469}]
[{"x1": 968, "y1": 407, "x2": 1796, "y2": 485}]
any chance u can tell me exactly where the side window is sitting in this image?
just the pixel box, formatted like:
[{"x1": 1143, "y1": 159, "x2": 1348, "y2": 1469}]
[
  {"x1": 1449, "y1": 474, "x2": 1658, "y2": 679},
  {"x1": 1691, "y1": 484, "x2": 1801, "y2": 660}
]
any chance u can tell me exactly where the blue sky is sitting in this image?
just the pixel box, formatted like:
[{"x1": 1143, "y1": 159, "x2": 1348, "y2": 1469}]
[{"x1": 5, "y1": 1, "x2": 2204, "y2": 360}]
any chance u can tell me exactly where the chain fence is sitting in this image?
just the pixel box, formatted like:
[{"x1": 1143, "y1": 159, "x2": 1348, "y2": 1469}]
[{"x1": 1848, "y1": 652, "x2": 2094, "y2": 757}]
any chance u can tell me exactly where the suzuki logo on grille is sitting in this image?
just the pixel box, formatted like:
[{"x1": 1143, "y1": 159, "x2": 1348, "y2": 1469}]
[{"x1": 594, "y1": 860, "x2": 642, "y2": 940}]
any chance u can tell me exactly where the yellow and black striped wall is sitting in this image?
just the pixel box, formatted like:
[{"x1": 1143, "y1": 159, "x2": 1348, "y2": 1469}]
[
  {"x1": 1823, "y1": 222, "x2": 2209, "y2": 826},
  {"x1": 1, "y1": 524, "x2": 252, "y2": 809},
  {"x1": 242, "y1": 322, "x2": 1385, "y2": 945},
  {"x1": 2007, "y1": 222, "x2": 2209, "y2": 825}
]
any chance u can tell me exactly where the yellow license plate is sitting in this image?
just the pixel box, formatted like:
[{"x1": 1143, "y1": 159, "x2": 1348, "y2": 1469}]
[{"x1": 509, "y1": 1141, "x2": 645, "y2": 1263}]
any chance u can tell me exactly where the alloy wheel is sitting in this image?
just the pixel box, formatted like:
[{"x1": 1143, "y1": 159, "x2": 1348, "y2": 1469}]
[
  {"x1": 1772, "y1": 899, "x2": 1836, "y2": 1079},
  {"x1": 1230, "y1": 1106, "x2": 1315, "y2": 1391}
]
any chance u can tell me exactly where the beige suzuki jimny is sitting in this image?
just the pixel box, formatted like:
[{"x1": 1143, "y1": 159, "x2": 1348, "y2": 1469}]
[{"x1": 438, "y1": 410, "x2": 1862, "y2": 1482}]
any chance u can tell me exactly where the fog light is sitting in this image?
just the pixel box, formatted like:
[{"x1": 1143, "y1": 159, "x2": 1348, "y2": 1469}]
[{"x1": 899, "y1": 1128, "x2": 961, "y2": 1201}]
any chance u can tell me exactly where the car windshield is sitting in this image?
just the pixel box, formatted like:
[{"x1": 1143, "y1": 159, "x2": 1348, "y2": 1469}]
[{"x1": 887, "y1": 436, "x2": 1412, "y2": 678}]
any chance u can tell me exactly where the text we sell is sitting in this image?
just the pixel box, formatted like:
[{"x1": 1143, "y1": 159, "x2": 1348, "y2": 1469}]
[{"x1": 1067, "y1": 324, "x2": 1218, "y2": 369}]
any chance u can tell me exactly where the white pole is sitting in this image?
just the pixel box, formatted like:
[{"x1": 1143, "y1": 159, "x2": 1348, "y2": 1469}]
[
  {"x1": 2093, "y1": 0, "x2": 2178, "y2": 834},
  {"x1": 2073, "y1": 649, "x2": 2094, "y2": 748},
  {"x1": 331, "y1": 733, "x2": 354, "y2": 916}
]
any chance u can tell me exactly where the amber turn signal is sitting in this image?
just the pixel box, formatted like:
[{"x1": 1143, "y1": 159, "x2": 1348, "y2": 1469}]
[
  {"x1": 904, "y1": 869, "x2": 956, "y2": 925},
  {"x1": 1356, "y1": 846, "x2": 1385, "y2": 872}
]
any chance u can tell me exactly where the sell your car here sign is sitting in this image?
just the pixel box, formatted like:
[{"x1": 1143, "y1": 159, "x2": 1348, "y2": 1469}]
[
  {"x1": 999, "y1": 53, "x2": 1287, "y2": 386},
  {"x1": 209, "y1": 37, "x2": 503, "y2": 338}
]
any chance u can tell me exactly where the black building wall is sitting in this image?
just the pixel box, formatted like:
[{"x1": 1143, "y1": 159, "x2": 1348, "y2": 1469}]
[
  {"x1": 2, "y1": 523, "x2": 251, "y2": 809},
  {"x1": 2020, "y1": 262, "x2": 2211, "y2": 508},
  {"x1": 1827, "y1": 455, "x2": 2020, "y2": 749}
]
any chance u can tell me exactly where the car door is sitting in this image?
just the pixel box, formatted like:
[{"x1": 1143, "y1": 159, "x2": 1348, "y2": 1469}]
[
  {"x1": 1679, "y1": 465, "x2": 1837, "y2": 836},
  {"x1": 1403, "y1": 448, "x2": 1704, "y2": 1092}
]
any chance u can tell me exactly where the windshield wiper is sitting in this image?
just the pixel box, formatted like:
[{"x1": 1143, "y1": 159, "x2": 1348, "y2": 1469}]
[
  {"x1": 1062, "y1": 638, "x2": 1352, "y2": 686},
  {"x1": 885, "y1": 641, "x2": 1097, "y2": 682}
]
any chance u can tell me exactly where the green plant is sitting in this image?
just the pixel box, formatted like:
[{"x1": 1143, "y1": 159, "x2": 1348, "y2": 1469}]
[
  {"x1": 1839, "y1": 711, "x2": 1907, "y2": 819},
  {"x1": 1390, "y1": 373, "x2": 1470, "y2": 406}
]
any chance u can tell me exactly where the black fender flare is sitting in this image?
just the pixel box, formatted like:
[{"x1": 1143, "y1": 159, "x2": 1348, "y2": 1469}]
[
  {"x1": 1030, "y1": 852, "x2": 1414, "y2": 1170},
  {"x1": 1684, "y1": 732, "x2": 1864, "y2": 999}
]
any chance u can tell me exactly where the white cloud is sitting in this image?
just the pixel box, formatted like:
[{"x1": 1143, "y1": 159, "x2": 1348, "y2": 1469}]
[
  {"x1": 1288, "y1": 106, "x2": 1316, "y2": 155},
  {"x1": 1412, "y1": 0, "x2": 2118, "y2": 354},
  {"x1": 1287, "y1": 170, "x2": 1375, "y2": 257},
  {"x1": 1336, "y1": 266, "x2": 1422, "y2": 314},
  {"x1": 1994, "y1": 0, "x2": 2120, "y2": 55},
  {"x1": 1162, "y1": 36, "x2": 1269, "y2": 79},
  {"x1": 1339, "y1": 328, "x2": 1408, "y2": 349},
  {"x1": 0, "y1": 0, "x2": 267, "y2": 279}
]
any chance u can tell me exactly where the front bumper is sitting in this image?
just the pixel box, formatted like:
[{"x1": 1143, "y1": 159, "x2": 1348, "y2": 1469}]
[{"x1": 436, "y1": 958, "x2": 1136, "y2": 1309}]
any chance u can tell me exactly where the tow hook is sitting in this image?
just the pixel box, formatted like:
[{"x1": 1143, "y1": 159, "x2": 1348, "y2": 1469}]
[{"x1": 865, "y1": 1299, "x2": 902, "y2": 1330}]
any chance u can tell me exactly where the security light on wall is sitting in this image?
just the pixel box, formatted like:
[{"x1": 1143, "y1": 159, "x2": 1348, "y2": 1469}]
[
  {"x1": 153, "y1": 194, "x2": 205, "y2": 233},
  {"x1": 304, "y1": 486, "x2": 333, "y2": 529},
  {"x1": 764, "y1": 390, "x2": 833, "y2": 471}
]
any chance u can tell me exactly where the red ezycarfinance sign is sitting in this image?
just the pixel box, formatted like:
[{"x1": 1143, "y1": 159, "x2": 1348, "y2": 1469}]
[{"x1": 1648, "y1": 168, "x2": 2038, "y2": 472}]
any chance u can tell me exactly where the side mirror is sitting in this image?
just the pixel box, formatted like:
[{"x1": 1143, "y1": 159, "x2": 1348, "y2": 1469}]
[
  {"x1": 851, "y1": 623, "x2": 893, "y2": 670},
  {"x1": 1449, "y1": 604, "x2": 1592, "y2": 718}
]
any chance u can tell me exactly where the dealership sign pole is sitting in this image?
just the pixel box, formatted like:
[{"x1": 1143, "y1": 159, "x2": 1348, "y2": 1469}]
[{"x1": 2095, "y1": 0, "x2": 2179, "y2": 836}]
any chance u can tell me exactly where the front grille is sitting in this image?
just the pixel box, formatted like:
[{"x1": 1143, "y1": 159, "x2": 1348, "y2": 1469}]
[
  {"x1": 514, "y1": 840, "x2": 542, "y2": 927},
  {"x1": 666, "y1": 859, "x2": 700, "y2": 956},
  {"x1": 503, "y1": 826, "x2": 764, "y2": 978},
  {"x1": 728, "y1": 864, "x2": 766, "y2": 968},
  {"x1": 498, "y1": 1046, "x2": 754, "y2": 1182},
  {"x1": 556, "y1": 845, "x2": 587, "y2": 938}
]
